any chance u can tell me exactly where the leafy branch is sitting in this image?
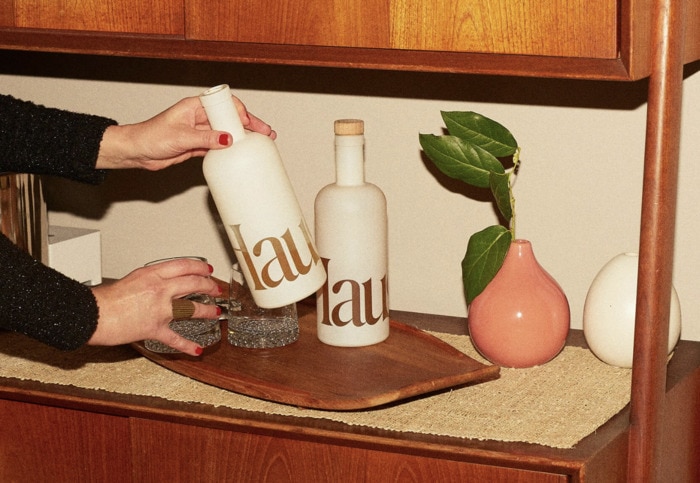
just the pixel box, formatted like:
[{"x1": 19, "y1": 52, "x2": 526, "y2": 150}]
[{"x1": 419, "y1": 111, "x2": 520, "y2": 305}]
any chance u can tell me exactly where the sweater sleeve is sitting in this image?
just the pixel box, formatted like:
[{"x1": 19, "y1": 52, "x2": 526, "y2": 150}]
[
  {"x1": 0, "y1": 94, "x2": 116, "y2": 349},
  {"x1": 0, "y1": 234, "x2": 99, "y2": 350},
  {"x1": 0, "y1": 94, "x2": 116, "y2": 183}
]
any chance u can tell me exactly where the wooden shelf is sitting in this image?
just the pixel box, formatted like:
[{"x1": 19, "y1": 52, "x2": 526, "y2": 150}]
[
  {"x1": 0, "y1": 29, "x2": 632, "y2": 80},
  {"x1": 0, "y1": 316, "x2": 698, "y2": 481}
]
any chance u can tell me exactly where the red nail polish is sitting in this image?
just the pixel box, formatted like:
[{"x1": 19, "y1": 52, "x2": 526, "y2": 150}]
[
  {"x1": 195, "y1": 346, "x2": 203, "y2": 356},
  {"x1": 218, "y1": 133, "x2": 231, "y2": 146},
  {"x1": 216, "y1": 306, "x2": 222, "y2": 316},
  {"x1": 208, "y1": 264, "x2": 214, "y2": 274}
]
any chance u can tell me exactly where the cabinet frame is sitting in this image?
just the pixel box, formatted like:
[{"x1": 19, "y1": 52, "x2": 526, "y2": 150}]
[
  {"x1": 0, "y1": 0, "x2": 699, "y2": 479},
  {"x1": 0, "y1": 0, "x2": 698, "y2": 80}
]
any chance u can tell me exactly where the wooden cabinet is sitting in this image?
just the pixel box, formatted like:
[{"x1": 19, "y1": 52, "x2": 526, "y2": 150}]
[
  {"x1": 0, "y1": 399, "x2": 132, "y2": 482},
  {"x1": 0, "y1": 0, "x2": 699, "y2": 480},
  {"x1": 0, "y1": 0, "x2": 697, "y2": 79},
  {"x1": 3, "y1": 0, "x2": 183, "y2": 35},
  {"x1": 0, "y1": 398, "x2": 573, "y2": 482},
  {"x1": 0, "y1": 330, "x2": 698, "y2": 482},
  {"x1": 186, "y1": 0, "x2": 617, "y2": 59}
]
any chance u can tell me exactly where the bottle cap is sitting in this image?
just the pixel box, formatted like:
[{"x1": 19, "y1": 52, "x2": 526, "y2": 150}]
[{"x1": 334, "y1": 119, "x2": 364, "y2": 136}]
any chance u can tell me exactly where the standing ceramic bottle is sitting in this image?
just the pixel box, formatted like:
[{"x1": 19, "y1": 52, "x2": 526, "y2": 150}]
[
  {"x1": 315, "y1": 119, "x2": 389, "y2": 346},
  {"x1": 199, "y1": 84, "x2": 326, "y2": 308}
]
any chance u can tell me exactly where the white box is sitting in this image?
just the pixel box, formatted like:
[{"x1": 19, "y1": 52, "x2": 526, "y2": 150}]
[{"x1": 48, "y1": 225, "x2": 102, "y2": 286}]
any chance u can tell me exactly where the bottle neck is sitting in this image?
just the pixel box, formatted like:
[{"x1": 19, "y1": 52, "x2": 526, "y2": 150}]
[
  {"x1": 199, "y1": 85, "x2": 247, "y2": 141},
  {"x1": 335, "y1": 134, "x2": 365, "y2": 186}
]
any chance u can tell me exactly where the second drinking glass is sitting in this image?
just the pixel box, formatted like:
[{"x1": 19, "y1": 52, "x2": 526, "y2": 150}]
[{"x1": 227, "y1": 264, "x2": 299, "y2": 349}]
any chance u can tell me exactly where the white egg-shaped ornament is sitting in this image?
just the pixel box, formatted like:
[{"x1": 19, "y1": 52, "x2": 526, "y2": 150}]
[{"x1": 583, "y1": 252, "x2": 681, "y2": 368}]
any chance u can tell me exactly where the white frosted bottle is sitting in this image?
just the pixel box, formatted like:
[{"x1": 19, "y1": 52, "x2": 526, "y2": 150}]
[
  {"x1": 315, "y1": 119, "x2": 389, "y2": 346},
  {"x1": 199, "y1": 84, "x2": 326, "y2": 308}
]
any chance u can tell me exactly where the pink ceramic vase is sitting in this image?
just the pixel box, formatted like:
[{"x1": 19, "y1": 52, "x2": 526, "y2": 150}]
[{"x1": 468, "y1": 239, "x2": 570, "y2": 368}]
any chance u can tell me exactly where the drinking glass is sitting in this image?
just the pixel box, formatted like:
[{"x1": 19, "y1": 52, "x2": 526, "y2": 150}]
[
  {"x1": 227, "y1": 264, "x2": 299, "y2": 348},
  {"x1": 143, "y1": 256, "x2": 221, "y2": 353}
]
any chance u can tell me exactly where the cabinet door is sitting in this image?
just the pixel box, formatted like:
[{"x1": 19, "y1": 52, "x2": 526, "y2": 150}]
[
  {"x1": 0, "y1": 4, "x2": 13, "y2": 27},
  {"x1": 131, "y1": 418, "x2": 571, "y2": 481},
  {"x1": 186, "y1": 0, "x2": 617, "y2": 59},
  {"x1": 131, "y1": 418, "x2": 368, "y2": 481},
  {"x1": 187, "y1": 0, "x2": 389, "y2": 48},
  {"x1": 0, "y1": 399, "x2": 132, "y2": 482},
  {"x1": 13, "y1": 0, "x2": 184, "y2": 35}
]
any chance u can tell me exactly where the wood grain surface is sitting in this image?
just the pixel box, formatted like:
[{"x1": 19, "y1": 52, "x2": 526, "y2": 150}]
[{"x1": 132, "y1": 304, "x2": 500, "y2": 410}]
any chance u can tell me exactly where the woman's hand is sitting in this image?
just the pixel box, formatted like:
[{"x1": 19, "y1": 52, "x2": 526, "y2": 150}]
[
  {"x1": 96, "y1": 95, "x2": 276, "y2": 171},
  {"x1": 88, "y1": 257, "x2": 221, "y2": 356}
]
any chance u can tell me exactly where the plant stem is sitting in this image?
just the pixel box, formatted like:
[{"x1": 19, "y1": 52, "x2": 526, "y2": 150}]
[{"x1": 509, "y1": 147, "x2": 521, "y2": 238}]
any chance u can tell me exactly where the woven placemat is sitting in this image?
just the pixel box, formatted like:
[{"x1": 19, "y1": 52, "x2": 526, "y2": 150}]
[{"x1": 0, "y1": 331, "x2": 631, "y2": 449}]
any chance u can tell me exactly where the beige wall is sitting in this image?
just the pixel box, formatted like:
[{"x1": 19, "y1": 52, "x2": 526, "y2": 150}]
[{"x1": 2, "y1": 52, "x2": 699, "y2": 341}]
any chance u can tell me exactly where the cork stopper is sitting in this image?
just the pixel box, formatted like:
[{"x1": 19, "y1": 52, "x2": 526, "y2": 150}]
[{"x1": 334, "y1": 119, "x2": 364, "y2": 136}]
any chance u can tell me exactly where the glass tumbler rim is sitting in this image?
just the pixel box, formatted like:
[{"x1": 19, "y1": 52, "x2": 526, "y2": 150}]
[{"x1": 145, "y1": 255, "x2": 208, "y2": 266}]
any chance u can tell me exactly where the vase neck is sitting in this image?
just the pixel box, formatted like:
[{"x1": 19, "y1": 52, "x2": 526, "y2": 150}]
[{"x1": 508, "y1": 239, "x2": 534, "y2": 260}]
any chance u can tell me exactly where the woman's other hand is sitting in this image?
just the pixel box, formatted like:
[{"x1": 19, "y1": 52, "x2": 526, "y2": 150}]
[{"x1": 88, "y1": 257, "x2": 221, "y2": 356}]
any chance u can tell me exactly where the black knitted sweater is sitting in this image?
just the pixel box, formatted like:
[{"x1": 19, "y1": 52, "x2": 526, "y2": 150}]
[{"x1": 0, "y1": 94, "x2": 116, "y2": 350}]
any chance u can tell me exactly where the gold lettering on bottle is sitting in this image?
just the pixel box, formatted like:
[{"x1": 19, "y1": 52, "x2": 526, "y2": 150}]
[
  {"x1": 255, "y1": 236, "x2": 297, "y2": 288},
  {"x1": 318, "y1": 257, "x2": 332, "y2": 326},
  {"x1": 281, "y1": 220, "x2": 321, "y2": 276},
  {"x1": 318, "y1": 257, "x2": 389, "y2": 327},
  {"x1": 362, "y1": 279, "x2": 381, "y2": 325},
  {"x1": 229, "y1": 223, "x2": 265, "y2": 290},
  {"x1": 331, "y1": 279, "x2": 361, "y2": 327},
  {"x1": 230, "y1": 221, "x2": 321, "y2": 290}
]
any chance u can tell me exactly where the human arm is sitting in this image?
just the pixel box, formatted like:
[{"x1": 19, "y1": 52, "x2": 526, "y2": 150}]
[
  {"x1": 0, "y1": 92, "x2": 275, "y2": 177},
  {"x1": 0, "y1": 92, "x2": 267, "y2": 353},
  {"x1": 0, "y1": 234, "x2": 99, "y2": 350},
  {"x1": 0, "y1": 94, "x2": 115, "y2": 183},
  {"x1": 0, "y1": 234, "x2": 220, "y2": 355}
]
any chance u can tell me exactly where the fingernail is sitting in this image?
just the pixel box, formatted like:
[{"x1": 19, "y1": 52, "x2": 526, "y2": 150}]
[
  {"x1": 215, "y1": 285, "x2": 223, "y2": 295},
  {"x1": 216, "y1": 306, "x2": 222, "y2": 316},
  {"x1": 195, "y1": 346, "x2": 203, "y2": 356},
  {"x1": 218, "y1": 133, "x2": 231, "y2": 146},
  {"x1": 208, "y1": 264, "x2": 214, "y2": 274}
]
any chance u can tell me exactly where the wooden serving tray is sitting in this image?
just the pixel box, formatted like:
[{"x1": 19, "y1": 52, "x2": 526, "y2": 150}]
[{"x1": 132, "y1": 304, "x2": 500, "y2": 410}]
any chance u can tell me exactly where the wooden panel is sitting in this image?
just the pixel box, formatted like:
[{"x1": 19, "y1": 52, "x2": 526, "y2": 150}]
[
  {"x1": 187, "y1": 0, "x2": 618, "y2": 59},
  {"x1": 658, "y1": 350, "x2": 700, "y2": 481},
  {"x1": 684, "y1": 0, "x2": 700, "y2": 65},
  {"x1": 0, "y1": 30, "x2": 635, "y2": 80},
  {"x1": 365, "y1": 452, "x2": 567, "y2": 482},
  {"x1": 0, "y1": 399, "x2": 132, "y2": 482},
  {"x1": 187, "y1": 0, "x2": 390, "y2": 48},
  {"x1": 130, "y1": 418, "x2": 368, "y2": 481},
  {"x1": 14, "y1": 0, "x2": 184, "y2": 35},
  {"x1": 390, "y1": 0, "x2": 618, "y2": 58},
  {"x1": 131, "y1": 418, "x2": 568, "y2": 481},
  {"x1": 0, "y1": 3, "x2": 13, "y2": 27}
]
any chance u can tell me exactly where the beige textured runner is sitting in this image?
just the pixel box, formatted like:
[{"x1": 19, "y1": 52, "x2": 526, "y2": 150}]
[{"x1": 0, "y1": 331, "x2": 631, "y2": 449}]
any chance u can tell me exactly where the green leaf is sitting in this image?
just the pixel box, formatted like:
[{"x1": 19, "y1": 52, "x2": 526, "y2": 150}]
[
  {"x1": 462, "y1": 226, "x2": 513, "y2": 304},
  {"x1": 419, "y1": 133, "x2": 504, "y2": 188},
  {"x1": 489, "y1": 171, "x2": 512, "y2": 224},
  {"x1": 441, "y1": 111, "x2": 518, "y2": 158}
]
